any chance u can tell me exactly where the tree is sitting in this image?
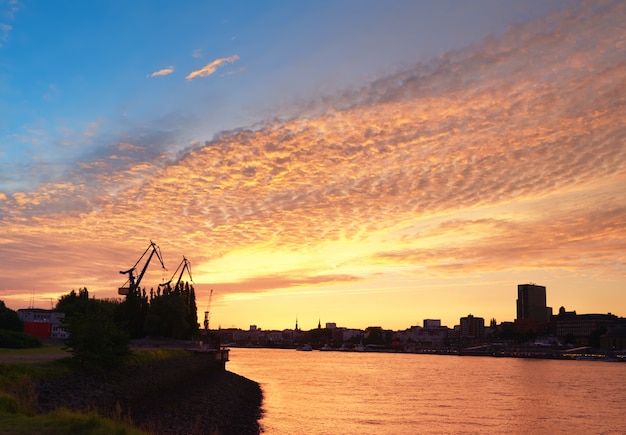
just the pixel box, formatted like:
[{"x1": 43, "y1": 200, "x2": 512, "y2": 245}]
[
  {"x1": 116, "y1": 287, "x2": 150, "y2": 339},
  {"x1": 185, "y1": 282, "x2": 199, "y2": 333},
  {"x1": 364, "y1": 326, "x2": 384, "y2": 345},
  {"x1": 0, "y1": 300, "x2": 23, "y2": 332},
  {"x1": 57, "y1": 290, "x2": 130, "y2": 368},
  {"x1": 144, "y1": 292, "x2": 191, "y2": 339}
]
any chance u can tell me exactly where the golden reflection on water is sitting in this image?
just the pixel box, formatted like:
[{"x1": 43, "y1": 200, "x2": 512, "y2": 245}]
[{"x1": 228, "y1": 348, "x2": 626, "y2": 434}]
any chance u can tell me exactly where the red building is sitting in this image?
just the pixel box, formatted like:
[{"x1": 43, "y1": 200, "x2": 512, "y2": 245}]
[{"x1": 17, "y1": 308, "x2": 67, "y2": 339}]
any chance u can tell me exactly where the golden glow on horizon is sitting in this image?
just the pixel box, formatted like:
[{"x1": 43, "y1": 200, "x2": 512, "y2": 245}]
[{"x1": 1, "y1": 3, "x2": 625, "y2": 329}]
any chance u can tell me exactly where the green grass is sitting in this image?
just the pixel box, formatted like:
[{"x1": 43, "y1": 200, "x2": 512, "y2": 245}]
[
  {"x1": 0, "y1": 408, "x2": 146, "y2": 435},
  {"x1": 0, "y1": 343, "x2": 67, "y2": 356},
  {"x1": 0, "y1": 360, "x2": 72, "y2": 391},
  {"x1": 0, "y1": 347, "x2": 190, "y2": 434},
  {"x1": 125, "y1": 347, "x2": 191, "y2": 365}
]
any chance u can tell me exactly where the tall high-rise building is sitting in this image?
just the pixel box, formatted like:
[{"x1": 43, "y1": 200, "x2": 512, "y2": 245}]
[{"x1": 516, "y1": 283, "x2": 552, "y2": 323}]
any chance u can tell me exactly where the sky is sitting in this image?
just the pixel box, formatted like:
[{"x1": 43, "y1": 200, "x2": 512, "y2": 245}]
[{"x1": 1, "y1": 0, "x2": 624, "y2": 331}]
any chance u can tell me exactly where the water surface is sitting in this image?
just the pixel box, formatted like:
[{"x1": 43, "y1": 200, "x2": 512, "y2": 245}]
[{"x1": 228, "y1": 348, "x2": 626, "y2": 434}]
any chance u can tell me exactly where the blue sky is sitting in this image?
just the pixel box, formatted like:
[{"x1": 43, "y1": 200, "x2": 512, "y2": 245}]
[
  {"x1": 2, "y1": 1, "x2": 624, "y2": 330},
  {"x1": 1, "y1": 0, "x2": 572, "y2": 193}
]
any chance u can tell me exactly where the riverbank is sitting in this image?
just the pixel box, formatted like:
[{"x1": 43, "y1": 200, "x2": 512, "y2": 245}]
[{"x1": 36, "y1": 352, "x2": 263, "y2": 434}]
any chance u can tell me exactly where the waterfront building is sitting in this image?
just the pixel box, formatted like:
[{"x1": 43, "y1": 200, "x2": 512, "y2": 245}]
[
  {"x1": 601, "y1": 326, "x2": 626, "y2": 350},
  {"x1": 341, "y1": 328, "x2": 363, "y2": 342},
  {"x1": 460, "y1": 314, "x2": 485, "y2": 339},
  {"x1": 516, "y1": 283, "x2": 551, "y2": 322},
  {"x1": 553, "y1": 306, "x2": 621, "y2": 346},
  {"x1": 412, "y1": 324, "x2": 449, "y2": 349},
  {"x1": 515, "y1": 283, "x2": 553, "y2": 333},
  {"x1": 424, "y1": 319, "x2": 441, "y2": 329}
]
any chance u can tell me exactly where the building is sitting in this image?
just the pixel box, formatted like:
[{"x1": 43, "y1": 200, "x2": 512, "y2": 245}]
[
  {"x1": 516, "y1": 283, "x2": 551, "y2": 323},
  {"x1": 601, "y1": 326, "x2": 626, "y2": 350},
  {"x1": 460, "y1": 314, "x2": 485, "y2": 339},
  {"x1": 424, "y1": 319, "x2": 441, "y2": 329},
  {"x1": 17, "y1": 308, "x2": 67, "y2": 339},
  {"x1": 515, "y1": 283, "x2": 553, "y2": 333},
  {"x1": 553, "y1": 307, "x2": 620, "y2": 345}
]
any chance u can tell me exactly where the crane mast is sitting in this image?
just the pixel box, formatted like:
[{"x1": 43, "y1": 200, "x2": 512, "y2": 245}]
[
  {"x1": 204, "y1": 289, "x2": 213, "y2": 330},
  {"x1": 118, "y1": 240, "x2": 166, "y2": 295},
  {"x1": 159, "y1": 256, "x2": 193, "y2": 290}
]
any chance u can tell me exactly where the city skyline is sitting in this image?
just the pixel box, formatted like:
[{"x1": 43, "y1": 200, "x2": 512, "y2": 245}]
[{"x1": 1, "y1": 1, "x2": 625, "y2": 330}]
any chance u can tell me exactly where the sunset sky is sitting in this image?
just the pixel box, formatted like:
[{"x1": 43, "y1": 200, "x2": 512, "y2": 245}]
[{"x1": 1, "y1": 1, "x2": 624, "y2": 331}]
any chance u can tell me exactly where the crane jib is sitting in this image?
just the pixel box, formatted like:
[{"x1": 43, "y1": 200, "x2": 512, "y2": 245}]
[{"x1": 118, "y1": 241, "x2": 167, "y2": 295}]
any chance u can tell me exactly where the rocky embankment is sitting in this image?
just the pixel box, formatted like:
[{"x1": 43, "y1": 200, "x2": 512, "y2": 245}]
[{"x1": 36, "y1": 354, "x2": 263, "y2": 434}]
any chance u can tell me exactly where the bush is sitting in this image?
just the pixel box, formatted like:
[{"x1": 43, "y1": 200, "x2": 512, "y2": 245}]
[
  {"x1": 0, "y1": 330, "x2": 42, "y2": 349},
  {"x1": 0, "y1": 393, "x2": 20, "y2": 413},
  {"x1": 63, "y1": 307, "x2": 130, "y2": 368},
  {"x1": 0, "y1": 300, "x2": 23, "y2": 332}
]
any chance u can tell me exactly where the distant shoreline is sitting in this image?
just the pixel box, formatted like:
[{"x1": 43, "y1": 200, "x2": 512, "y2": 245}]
[{"x1": 228, "y1": 343, "x2": 626, "y2": 362}]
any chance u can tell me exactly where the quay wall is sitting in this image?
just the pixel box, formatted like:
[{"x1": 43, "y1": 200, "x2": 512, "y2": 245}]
[{"x1": 36, "y1": 352, "x2": 263, "y2": 434}]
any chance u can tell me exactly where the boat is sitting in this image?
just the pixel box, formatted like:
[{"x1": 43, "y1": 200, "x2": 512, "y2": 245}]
[{"x1": 296, "y1": 344, "x2": 313, "y2": 351}]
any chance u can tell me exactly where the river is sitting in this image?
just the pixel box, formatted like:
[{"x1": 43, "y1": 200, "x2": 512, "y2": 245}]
[{"x1": 227, "y1": 348, "x2": 626, "y2": 434}]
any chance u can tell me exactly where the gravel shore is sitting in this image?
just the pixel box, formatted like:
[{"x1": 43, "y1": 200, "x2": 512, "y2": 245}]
[{"x1": 36, "y1": 354, "x2": 263, "y2": 434}]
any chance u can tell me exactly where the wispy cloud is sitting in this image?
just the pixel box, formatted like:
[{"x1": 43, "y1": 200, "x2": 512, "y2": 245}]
[
  {"x1": 150, "y1": 66, "x2": 174, "y2": 77},
  {"x1": 185, "y1": 55, "x2": 239, "y2": 80},
  {"x1": 204, "y1": 273, "x2": 362, "y2": 295},
  {"x1": 1, "y1": 2, "x2": 625, "y2": 322},
  {"x1": 192, "y1": 48, "x2": 202, "y2": 58},
  {"x1": 0, "y1": 0, "x2": 20, "y2": 48},
  {"x1": 0, "y1": 23, "x2": 11, "y2": 46}
]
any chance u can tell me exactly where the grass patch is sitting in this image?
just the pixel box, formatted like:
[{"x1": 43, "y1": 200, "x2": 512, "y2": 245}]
[
  {"x1": 125, "y1": 347, "x2": 192, "y2": 365},
  {"x1": 0, "y1": 343, "x2": 67, "y2": 356},
  {"x1": 1, "y1": 407, "x2": 146, "y2": 435},
  {"x1": 0, "y1": 346, "x2": 194, "y2": 434},
  {"x1": 0, "y1": 359, "x2": 72, "y2": 390}
]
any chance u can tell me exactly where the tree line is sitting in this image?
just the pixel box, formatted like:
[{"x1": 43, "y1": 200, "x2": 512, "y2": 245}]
[
  {"x1": 0, "y1": 300, "x2": 41, "y2": 348},
  {"x1": 0, "y1": 283, "x2": 200, "y2": 367},
  {"x1": 56, "y1": 283, "x2": 199, "y2": 367}
]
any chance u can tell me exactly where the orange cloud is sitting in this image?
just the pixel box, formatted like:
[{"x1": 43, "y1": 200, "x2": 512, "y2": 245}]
[
  {"x1": 150, "y1": 66, "x2": 174, "y2": 77},
  {"x1": 202, "y1": 273, "x2": 362, "y2": 295},
  {"x1": 1, "y1": 2, "x2": 625, "y2": 326},
  {"x1": 185, "y1": 55, "x2": 239, "y2": 80}
]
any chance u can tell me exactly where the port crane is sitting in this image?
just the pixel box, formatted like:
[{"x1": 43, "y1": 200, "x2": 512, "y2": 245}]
[
  {"x1": 159, "y1": 256, "x2": 193, "y2": 290},
  {"x1": 204, "y1": 289, "x2": 213, "y2": 330},
  {"x1": 118, "y1": 240, "x2": 166, "y2": 295}
]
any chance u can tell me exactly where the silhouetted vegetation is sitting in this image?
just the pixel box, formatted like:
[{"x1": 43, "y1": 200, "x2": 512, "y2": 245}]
[
  {"x1": 0, "y1": 300, "x2": 23, "y2": 332},
  {"x1": 57, "y1": 289, "x2": 130, "y2": 368},
  {"x1": 0, "y1": 329, "x2": 42, "y2": 349},
  {"x1": 116, "y1": 287, "x2": 150, "y2": 339},
  {"x1": 363, "y1": 326, "x2": 393, "y2": 346},
  {"x1": 56, "y1": 287, "x2": 92, "y2": 317},
  {"x1": 304, "y1": 326, "x2": 332, "y2": 347},
  {"x1": 56, "y1": 282, "x2": 199, "y2": 365},
  {"x1": 0, "y1": 300, "x2": 39, "y2": 349},
  {"x1": 124, "y1": 281, "x2": 199, "y2": 340}
]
